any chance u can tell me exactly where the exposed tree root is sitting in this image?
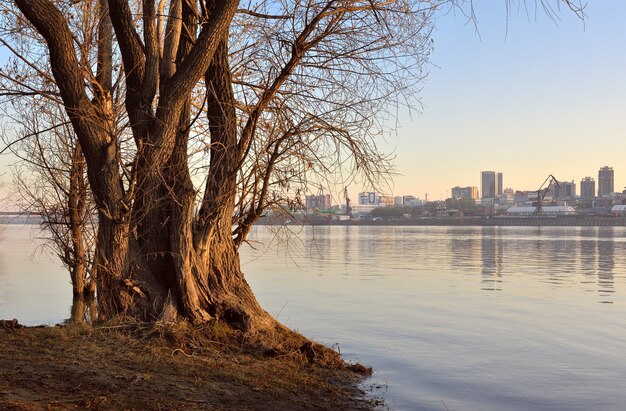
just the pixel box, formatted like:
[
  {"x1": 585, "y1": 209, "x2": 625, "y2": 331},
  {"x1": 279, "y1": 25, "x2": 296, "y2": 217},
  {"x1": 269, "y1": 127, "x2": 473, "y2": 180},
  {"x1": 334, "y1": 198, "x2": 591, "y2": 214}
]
[
  {"x1": 98, "y1": 315, "x2": 369, "y2": 373},
  {"x1": 0, "y1": 319, "x2": 24, "y2": 333}
]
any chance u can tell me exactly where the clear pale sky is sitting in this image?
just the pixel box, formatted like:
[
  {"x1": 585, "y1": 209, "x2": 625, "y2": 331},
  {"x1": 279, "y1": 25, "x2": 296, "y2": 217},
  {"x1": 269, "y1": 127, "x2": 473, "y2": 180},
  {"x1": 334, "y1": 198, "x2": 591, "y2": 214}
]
[
  {"x1": 387, "y1": 0, "x2": 626, "y2": 200},
  {"x1": 1, "y1": 1, "x2": 625, "y2": 204}
]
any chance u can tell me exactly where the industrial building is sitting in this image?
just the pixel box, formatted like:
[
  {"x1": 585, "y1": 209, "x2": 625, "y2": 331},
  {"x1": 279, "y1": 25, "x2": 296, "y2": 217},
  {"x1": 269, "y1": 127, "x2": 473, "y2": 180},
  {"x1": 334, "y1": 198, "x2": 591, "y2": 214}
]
[
  {"x1": 611, "y1": 205, "x2": 626, "y2": 216},
  {"x1": 506, "y1": 206, "x2": 576, "y2": 216}
]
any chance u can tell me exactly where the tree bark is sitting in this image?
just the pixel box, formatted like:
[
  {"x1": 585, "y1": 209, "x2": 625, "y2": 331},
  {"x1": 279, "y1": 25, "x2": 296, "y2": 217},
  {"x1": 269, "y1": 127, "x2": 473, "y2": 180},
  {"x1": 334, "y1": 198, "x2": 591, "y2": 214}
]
[
  {"x1": 68, "y1": 143, "x2": 90, "y2": 296},
  {"x1": 15, "y1": 0, "x2": 130, "y2": 313}
]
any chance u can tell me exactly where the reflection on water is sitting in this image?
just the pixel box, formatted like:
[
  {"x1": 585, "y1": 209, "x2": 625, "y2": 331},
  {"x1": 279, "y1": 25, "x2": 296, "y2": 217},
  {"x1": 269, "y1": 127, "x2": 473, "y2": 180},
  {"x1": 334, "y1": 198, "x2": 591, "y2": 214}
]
[
  {"x1": 0, "y1": 225, "x2": 70, "y2": 324},
  {"x1": 481, "y1": 227, "x2": 503, "y2": 291},
  {"x1": 242, "y1": 225, "x2": 626, "y2": 411},
  {"x1": 597, "y1": 229, "x2": 615, "y2": 302},
  {"x1": 2, "y1": 224, "x2": 626, "y2": 410}
]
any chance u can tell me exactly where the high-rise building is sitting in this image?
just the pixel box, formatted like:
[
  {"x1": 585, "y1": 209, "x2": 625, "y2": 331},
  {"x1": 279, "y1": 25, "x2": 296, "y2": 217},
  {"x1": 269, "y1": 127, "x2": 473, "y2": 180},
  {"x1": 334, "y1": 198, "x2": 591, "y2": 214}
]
[
  {"x1": 451, "y1": 186, "x2": 479, "y2": 200},
  {"x1": 598, "y1": 166, "x2": 614, "y2": 197},
  {"x1": 379, "y1": 195, "x2": 394, "y2": 206},
  {"x1": 402, "y1": 195, "x2": 419, "y2": 207},
  {"x1": 305, "y1": 194, "x2": 332, "y2": 210},
  {"x1": 358, "y1": 192, "x2": 379, "y2": 205},
  {"x1": 481, "y1": 171, "x2": 502, "y2": 199},
  {"x1": 550, "y1": 180, "x2": 576, "y2": 200},
  {"x1": 580, "y1": 177, "x2": 595, "y2": 200}
]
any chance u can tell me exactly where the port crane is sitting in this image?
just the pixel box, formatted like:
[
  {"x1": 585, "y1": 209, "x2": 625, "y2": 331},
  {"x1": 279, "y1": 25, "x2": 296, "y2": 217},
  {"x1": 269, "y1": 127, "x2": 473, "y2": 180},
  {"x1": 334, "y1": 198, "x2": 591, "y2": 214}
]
[
  {"x1": 344, "y1": 187, "x2": 352, "y2": 218},
  {"x1": 534, "y1": 174, "x2": 560, "y2": 215}
]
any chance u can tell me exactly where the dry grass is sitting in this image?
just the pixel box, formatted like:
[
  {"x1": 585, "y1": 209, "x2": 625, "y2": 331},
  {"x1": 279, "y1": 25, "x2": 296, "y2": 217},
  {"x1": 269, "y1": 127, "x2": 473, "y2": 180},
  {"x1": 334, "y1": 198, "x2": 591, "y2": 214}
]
[{"x1": 0, "y1": 319, "x2": 375, "y2": 410}]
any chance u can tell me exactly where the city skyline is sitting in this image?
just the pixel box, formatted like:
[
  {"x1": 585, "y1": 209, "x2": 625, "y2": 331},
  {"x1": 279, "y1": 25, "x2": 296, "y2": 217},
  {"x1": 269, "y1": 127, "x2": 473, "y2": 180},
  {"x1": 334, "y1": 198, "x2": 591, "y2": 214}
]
[
  {"x1": 1, "y1": 2, "x2": 625, "y2": 205},
  {"x1": 345, "y1": 165, "x2": 624, "y2": 205},
  {"x1": 377, "y1": 1, "x2": 626, "y2": 199}
]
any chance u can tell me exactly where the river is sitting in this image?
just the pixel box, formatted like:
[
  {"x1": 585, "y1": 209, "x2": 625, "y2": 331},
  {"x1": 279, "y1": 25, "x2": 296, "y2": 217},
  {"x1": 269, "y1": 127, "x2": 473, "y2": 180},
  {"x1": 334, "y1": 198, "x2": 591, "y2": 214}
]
[{"x1": 1, "y1": 224, "x2": 626, "y2": 410}]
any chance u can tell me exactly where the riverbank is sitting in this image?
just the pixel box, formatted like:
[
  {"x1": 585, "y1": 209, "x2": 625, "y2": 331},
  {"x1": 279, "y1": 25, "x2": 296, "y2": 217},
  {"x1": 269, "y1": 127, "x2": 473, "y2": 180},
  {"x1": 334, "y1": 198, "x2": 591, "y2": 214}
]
[
  {"x1": 333, "y1": 216, "x2": 626, "y2": 227},
  {"x1": 262, "y1": 216, "x2": 626, "y2": 227},
  {"x1": 0, "y1": 320, "x2": 375, "y2": 410}
]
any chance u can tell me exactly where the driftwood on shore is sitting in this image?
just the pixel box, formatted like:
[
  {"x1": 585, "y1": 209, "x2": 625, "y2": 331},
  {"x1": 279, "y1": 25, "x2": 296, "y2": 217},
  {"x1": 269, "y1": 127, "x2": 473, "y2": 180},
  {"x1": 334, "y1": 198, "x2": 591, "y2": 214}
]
[{"x1": 1, "y1": 319, "x2": 23, "y2": 333}]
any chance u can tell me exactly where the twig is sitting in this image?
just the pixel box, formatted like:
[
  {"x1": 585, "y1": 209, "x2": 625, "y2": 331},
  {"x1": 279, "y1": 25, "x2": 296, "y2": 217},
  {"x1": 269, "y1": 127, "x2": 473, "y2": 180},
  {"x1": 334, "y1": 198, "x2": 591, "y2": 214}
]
[
  {"x1": 94, "y1": 324, "x2": 136, "y2": 330},
  {"x1": 181, "y1": 398, "x2": 211, "y2": 403},
  {"x1": 171, "y1": 348, "x2": 194, "y2": 357}
]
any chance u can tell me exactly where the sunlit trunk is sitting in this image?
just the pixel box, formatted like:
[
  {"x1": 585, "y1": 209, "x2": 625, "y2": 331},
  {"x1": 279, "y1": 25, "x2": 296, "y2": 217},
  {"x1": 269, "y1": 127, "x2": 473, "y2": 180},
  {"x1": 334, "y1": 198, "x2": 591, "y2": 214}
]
[
  {"x1": 68, "y1": 143, "x2": 91, "y2": 296},
  {"x1": 69, "y1": 294, "x2": 98, "y2": 323}
]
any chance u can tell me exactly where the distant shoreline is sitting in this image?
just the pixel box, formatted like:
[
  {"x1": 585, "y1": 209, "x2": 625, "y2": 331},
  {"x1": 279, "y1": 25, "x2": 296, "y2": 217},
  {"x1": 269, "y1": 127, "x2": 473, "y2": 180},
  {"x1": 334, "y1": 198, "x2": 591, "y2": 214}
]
[
  {"x1": 261, "y1": 216, "x2": 626, "y2": 227},
  {"x1": 2, "y1": 215, "x2": 626, "y2": 228}
]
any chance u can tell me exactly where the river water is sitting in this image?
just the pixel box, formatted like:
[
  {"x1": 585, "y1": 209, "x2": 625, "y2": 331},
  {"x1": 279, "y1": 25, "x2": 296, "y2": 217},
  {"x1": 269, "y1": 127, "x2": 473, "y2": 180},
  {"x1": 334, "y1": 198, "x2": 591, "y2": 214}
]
[{"x1": 1, "y1": 224, "x2": 626, "y2": 410}]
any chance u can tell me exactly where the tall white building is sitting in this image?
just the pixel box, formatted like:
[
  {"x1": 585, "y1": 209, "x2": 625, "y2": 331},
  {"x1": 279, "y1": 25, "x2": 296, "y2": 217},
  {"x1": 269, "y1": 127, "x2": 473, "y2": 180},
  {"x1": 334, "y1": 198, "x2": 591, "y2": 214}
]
[
  {"x1": 402, "y1": 195, "x2": 419, "y2": 207},
  {"x1": 358, "y1": 192, "x2": 379, "y2": 205}
]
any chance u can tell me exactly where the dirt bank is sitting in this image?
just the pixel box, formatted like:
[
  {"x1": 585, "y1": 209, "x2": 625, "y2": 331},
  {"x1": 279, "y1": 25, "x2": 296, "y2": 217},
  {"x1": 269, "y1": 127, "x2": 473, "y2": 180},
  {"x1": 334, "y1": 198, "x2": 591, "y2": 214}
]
[{"x1": 0, "y1": 320, "x2": 375, "y2": 410}]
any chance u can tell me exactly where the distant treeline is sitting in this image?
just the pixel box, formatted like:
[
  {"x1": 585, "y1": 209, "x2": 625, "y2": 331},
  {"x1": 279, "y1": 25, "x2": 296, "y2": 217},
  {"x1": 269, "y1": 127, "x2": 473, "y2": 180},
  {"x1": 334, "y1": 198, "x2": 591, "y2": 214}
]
[{"x1": 0, "y1": 215, "x2": 44, "y2": 225}]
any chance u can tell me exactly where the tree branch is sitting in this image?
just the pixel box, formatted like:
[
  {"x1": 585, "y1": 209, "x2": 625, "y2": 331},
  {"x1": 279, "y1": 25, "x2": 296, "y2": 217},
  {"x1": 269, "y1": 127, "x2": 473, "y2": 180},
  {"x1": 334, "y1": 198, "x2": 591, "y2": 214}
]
[{"x1": 107, "y1": 0, "x2": 146, "y2": 93}]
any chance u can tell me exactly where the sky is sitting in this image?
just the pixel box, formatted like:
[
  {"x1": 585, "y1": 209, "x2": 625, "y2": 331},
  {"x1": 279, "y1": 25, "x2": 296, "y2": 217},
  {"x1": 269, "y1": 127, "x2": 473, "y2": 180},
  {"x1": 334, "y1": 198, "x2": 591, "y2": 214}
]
[
  {"x1": 385, "y1": 0, "x2": 626, "y2": 200},
  {"x1": 1, "y1": 1, "x2": 625, "y2": 205}
]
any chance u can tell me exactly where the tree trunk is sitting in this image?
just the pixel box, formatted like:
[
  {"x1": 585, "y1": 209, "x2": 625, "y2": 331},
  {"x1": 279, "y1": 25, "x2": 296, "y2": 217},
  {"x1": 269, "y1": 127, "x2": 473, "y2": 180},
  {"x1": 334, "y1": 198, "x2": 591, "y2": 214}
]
[
  {"x1": 70, "y1": 294, "x2": 86, "y2": 323},
  {"x1": 69, "y1": 294, "x2": 98, "y2": 323},
  {"x1": 197, "y1": 227, "x2": 270, "y2": 331},
  {"x1": 68, "y1": 143, "x2": 91, "y2": 296},
  {"x1": 14, "y1": 0, "x2": 274, "y2": 331}
]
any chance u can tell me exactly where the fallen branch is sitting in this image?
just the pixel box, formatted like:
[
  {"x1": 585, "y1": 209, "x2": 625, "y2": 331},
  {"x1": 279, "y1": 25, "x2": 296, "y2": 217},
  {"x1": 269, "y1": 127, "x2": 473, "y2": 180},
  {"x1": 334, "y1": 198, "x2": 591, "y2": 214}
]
[{"x1": 1, "y1": 319, "x2": 23, "y2": 333}]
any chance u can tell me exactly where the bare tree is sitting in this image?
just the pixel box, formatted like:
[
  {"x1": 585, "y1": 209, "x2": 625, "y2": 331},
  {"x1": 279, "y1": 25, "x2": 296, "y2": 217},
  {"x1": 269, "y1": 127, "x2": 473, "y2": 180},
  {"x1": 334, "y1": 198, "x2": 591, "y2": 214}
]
[
  {"x1": 0, "y1": 0, "x2": 124, "y2": 300},
  {"x1": 0, "y1": 87, "x2": 103, "y2": 322},
  {"x1": 6, "y1": 101, "x2": 97, "y2": 297},
  {"x1": 0, "y1": 0, "x2": 585, "y2": 333}
]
